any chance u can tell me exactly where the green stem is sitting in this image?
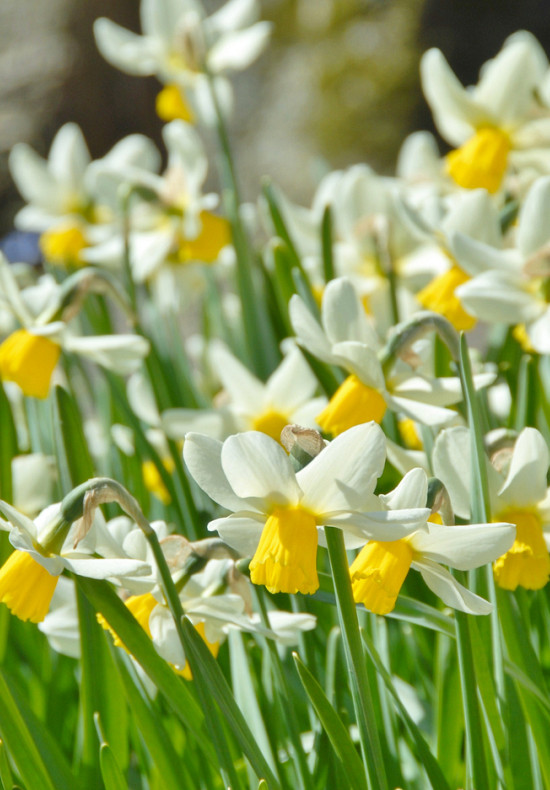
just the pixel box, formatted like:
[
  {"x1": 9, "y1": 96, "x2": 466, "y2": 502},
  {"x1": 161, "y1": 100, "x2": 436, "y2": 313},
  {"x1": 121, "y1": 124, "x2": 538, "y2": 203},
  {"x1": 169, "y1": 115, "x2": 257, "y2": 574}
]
[{"x1": 324, "y1": 526, "x2": 388, "y2": 790}]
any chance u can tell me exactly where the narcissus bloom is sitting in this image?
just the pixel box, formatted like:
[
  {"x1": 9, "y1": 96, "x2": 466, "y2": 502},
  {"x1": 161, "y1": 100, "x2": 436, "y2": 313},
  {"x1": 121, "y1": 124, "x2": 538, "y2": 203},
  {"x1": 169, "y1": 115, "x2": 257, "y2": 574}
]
[
  {"x1": 350, "y1": 469, "x2": 515, "y2": 615},
  {"x1": 184, "y1": 423, "x2": 430, "y2": 595},
  {"x1": 421, "y1": 32, "x2": 550, "y2": 193},
  {"x1": 434, "y1": 426, "x2": 550, "y2": 591},
  {"x1": 94, "y1": 0, "x2": 272, "y2": 123},
  {"x1": 0, "y1": 502, "x2": 151, "y2": 623},
  {"x1": 162, "y1": 344, "x2": 326, "y2": 443},
  {"x1": 290, "y1": 277, "x2": 492, "y2": 433}
]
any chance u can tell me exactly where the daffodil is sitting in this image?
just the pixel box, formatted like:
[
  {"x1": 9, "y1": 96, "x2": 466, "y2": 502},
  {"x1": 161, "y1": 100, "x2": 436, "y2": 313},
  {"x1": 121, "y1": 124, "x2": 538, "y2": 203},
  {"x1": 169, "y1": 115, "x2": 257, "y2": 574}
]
[
  {"x1": 0, "y1": 255, "x2": 150, "y2": 398},
  {"x1": 455, "y1": 175, "x2": 550, "y2": 353},
  {"x1": 184, "y1": 423, "x2": 430, "y2": 596},
  {"x1": 0, "y1": 501, "x2": 151, "y2": 623},
  {"x1": 94, "y1": 0, "x2": 272, "y2": 123},
  {"x1": 434, "y1": 426, "x2": 550, "y2": 591},
  {"x1": 421, "y1": 32, "x2": 550, "y2": 193},
  {"x1": 350, "y1": 468, "x2": 515, "y2": 615},
  {"x1": 162, "y1": 344, "x2": 326, "y2": 443},
  {"x1": 290, "y1": 277, "x2": 493, "y2": 434}
]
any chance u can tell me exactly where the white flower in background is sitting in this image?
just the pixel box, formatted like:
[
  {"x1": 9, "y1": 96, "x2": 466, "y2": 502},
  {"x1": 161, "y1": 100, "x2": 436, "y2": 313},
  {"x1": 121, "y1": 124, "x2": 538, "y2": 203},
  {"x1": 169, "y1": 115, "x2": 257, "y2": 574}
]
[
  {"x1": 350, "y1": 468, "x2": 515, "y2": 615},
  {"x1": 11, "y1": 453, "x2": 56, "y2": 518},
  {"x1": 94, "y1": 0, "x2": 272, "y2": 123},
  {"x1": 290, "y1": 277, "x2": 493, "y2": 434},
  {"x1": 434, "y1": 426, "x2": 550, "y2": 591},
  {"x1": 162, "y1": 343, "x2": 326, "y2": 443},
  {"x1": 9, "y1": 123, "x2": 160, "y2": 268},
  {"x1": 0, "y1": 256, "x2": 149, "y2": 398},
  {"x1": 85, "y1": 121, "x2": 232, "y2": 309},
  {"x1": 421, "y1": 31, "x2": 550, "y2": 193},
  {"x1": 455, "y1": 175, "x2": 550, "y2": 353},
  {"x1": 184, "y1": 423, "x2": 430, "y2": 596},
  {"x1": 0, "y1": 501, "x2": 151, "y2": 623}
]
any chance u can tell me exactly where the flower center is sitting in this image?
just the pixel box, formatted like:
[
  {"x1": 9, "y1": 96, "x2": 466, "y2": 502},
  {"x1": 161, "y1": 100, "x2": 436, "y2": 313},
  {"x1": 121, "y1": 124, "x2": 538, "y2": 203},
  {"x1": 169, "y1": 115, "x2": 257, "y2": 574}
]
[
  {"x1": 251, "y1": 410, "x2": 289, "y2": 442},
  {"x1": 417, "y1": 264, "x2": 476, "y2": 332},
  {"x1": 39, "y1": 223, "x2": 87, "y2": 267},
  {"x1": 0, "y1": 550, "x2": 58, "y2": 623},
  {"x1": 0, "y1": 329, "x2": 61, "y2": 399},
  {"x1": 350, "y1": 539, "x2": 414, "y2": 615},
  {"x1": 176, "y1": 211, "x2": 231, "y2": 264},
  {"x1": 249, "y1": 506, "x2": 319, "y2": 595},
  {"x1": 446, "y1": 127, "x2": 510, "y2": 193},
  {"x1": 316, "y1": 375, "x2": 387, "y2": 436},
  {"x1": 493, "y1": 510, "x2": 550, "y2": 591},
  {"x1": 156, "y1": 84, "x2": 195, "y2": 123}
]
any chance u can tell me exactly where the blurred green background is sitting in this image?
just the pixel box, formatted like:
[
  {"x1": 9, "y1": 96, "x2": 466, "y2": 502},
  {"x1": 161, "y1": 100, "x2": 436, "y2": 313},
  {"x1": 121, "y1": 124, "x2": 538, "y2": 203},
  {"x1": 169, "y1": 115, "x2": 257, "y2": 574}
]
[{"x1": 1, "y1": 0, "x2": 550, "y2": 233}]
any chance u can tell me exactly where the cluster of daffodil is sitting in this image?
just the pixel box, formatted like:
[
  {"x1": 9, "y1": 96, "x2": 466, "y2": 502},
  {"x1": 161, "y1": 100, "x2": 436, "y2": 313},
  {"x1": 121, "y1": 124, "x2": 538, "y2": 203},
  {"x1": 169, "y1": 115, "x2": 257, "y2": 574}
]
[{"x1": 1, "y1": 3, "x2": 550, "y2": 789}]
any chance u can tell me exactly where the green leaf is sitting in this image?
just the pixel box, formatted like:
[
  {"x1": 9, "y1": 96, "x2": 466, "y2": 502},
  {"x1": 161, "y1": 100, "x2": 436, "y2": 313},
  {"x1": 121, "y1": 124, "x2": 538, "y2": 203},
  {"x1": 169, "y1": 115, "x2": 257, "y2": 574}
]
[
  {"x1": 360, "y1": 631, "x2": 451, "y2": 790},
  {"x1": 0, "y1": 384, "x2": 17, "y2": 504},
  {"x1": 0, "y1": 668, "x2": 57, "y2": 790},
  {"x1": 114, "y1": 653, "x2": 188, "y2": 789},
  {"x1": 321, "y1": 205, "x2": 335, "y2": 284},
  {"x1": 0, "y1": 738, "x2": 13, "y2": 790},
  {"x1": 293, "y1": 653, "x2": 368, "y2": 790},
  {"x1": 75, "y1": 577, "x2": 216, "y2": 767},
  {"x1": 180, "y1": 617, "x2": 281, "y2": 790},
  {"x1": 99, "y1": 744, "x2": 127, "y2": 790},
  {"x1": 52, "y1": 386, "x2": 95, "y2": 490}
]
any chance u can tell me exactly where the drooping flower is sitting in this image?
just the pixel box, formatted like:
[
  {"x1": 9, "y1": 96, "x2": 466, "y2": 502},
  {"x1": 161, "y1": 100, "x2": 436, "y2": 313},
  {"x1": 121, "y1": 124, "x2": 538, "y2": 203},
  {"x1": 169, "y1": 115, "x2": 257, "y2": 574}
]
[
  {"x1": 184, "y1": 423, "x2": 430, "y2": 595},
  {"x1": 349, "y1": 468, "x2": 515, "y2": 615}
]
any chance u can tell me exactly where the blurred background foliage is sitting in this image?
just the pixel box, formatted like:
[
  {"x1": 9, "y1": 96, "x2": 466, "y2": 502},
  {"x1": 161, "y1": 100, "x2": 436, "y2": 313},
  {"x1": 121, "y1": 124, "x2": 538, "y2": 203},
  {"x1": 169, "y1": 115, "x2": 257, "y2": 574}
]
[{"x1": 2, "y1": 0, "x2": 550, "y2": 234}]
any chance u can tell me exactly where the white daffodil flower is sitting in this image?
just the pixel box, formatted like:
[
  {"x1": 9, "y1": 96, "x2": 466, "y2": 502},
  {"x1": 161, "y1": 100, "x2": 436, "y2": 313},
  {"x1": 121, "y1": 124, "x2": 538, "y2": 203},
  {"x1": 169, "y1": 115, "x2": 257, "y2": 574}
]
[
  {"x1": 421, "y1": 31, "x2": 550, "y2": 193},
  {"x1": 433, "y1": 426, "x2": 550, "y2": 591},
  {"x1": 289, "y1": 277, "x2": 493, "y2": 434},
  {"x1": 162, "y1": 343, "x2": 326, "y2": 444},
  {"x1": 94, "y1": 0, "x2": 271, "y2": 123},
  {"x1": 349, "y1": 468, "x2": 515, "y2": 616},
  {"x1": 38, "y1": 577, "x2": 81, "y2": 659},
  {"x1": 84, "y1": 121, "x2": 232, "y2": 310},
  {"x1": 0, "y1": 256, "x2": 149, "y2": 398},
  {"x1": 0, "y1": 501, "x2": 152, "y2": 623},
  {"x1": 184, "y1": 423, "x2": 431, "y2": 596},
  {"x1": 9, "y1": 124, "x2": 160, "y2": 268},
  {"x1": 455, "y1": 176, "x2": 550, "y2": 353}
]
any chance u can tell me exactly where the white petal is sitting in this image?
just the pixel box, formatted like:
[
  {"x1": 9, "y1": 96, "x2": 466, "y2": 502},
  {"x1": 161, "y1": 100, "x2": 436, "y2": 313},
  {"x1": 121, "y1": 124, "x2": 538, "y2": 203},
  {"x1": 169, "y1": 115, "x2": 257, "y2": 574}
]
[
  {"x1": 265, "y1": 348, "x2": 318, "y2": 413},
  {"x1": 420, "y1": 49, "x2": 490, "y2": 145},
  {"x1": 0, "y1": 500, "x2": 37, "y2": 539},
  {"x1": 450, "y1": 233, "x2": 521, "y2": 277},
  {"x1": 432, "y1": 426, "x2": 472, "y2": 519},
  {"x1": 517, "y1": 176, "x2": 550, "y2": 257},
  {"x1": 207, "y1": 23, "x2": 271, "y2": 72},
  {"x1": 474, "y1": 32, "x2": 547, "y2": 122},
  {"x1": 62, "y1": 557, "x2": 152, "y2": 579},
  {"x1": 93, "y1": 19, "x2": 159, "y2": 76},
  {"x1": 289, "y1": 295, "x2": 335, "y2": 364},
  {"x1": 411, "y1": 522, "x2": 516, "y2": 570},
  {"x1": 331, "y1": 342, "x2": 384, "y2": 389},
  {"x1": 387, "y1": 394, "x2": 458, "y2": 427},
  {"x1": 298, "y1": 422, "x2": 386, "y2": 513},
  {"x1": 9, "y1": 144, "x2": 64, "y2": 212},
  {"x1": 64, "y1": 334, "x2": 150, "y2": 375},
  {"x1": 498, "y1": 427, "x2": 549, "y2": 507},
  {"x1": 183, "y1": 433, "x2": 252, "y2": 512},
  {"x1": 149, "y1": 605, "x2": 185, "y2": 666},
  {"x1": 457, "y1": 271, "x2": 543, "y2": 325},
  {"x1": 327, "y1": 508, "x2": 430, "y2": 541},
  {"x1": 380, "y1": 468, "x2": 428, "y2": 510},
  {"x1": 207, "y1": 0, "x2": 259, "y2": 33},
  {"x1": 208, "y1": 514, "x2": 264, "y2": 556},
  {"x1": 415, "y1": 558, "x2": 493, "y2": 614},
  {"x1": 49, "y1": 123, "x2": 90, "y2": 196},
  {"x1": 322, "y1": 278, "x2": 379, "y2": 347},
  {"x1": 221, "y1": 432, "x2": 301, "y2": 506},
  {"x1": 210, "y1": 343, "x2": 265, "y2": 413},
  {"x1": 127, "y1": 371, "x2": 160, "y2": 428},
  {"x1": 527, "y1": 309, "x2": 550, "y2": 354}
]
